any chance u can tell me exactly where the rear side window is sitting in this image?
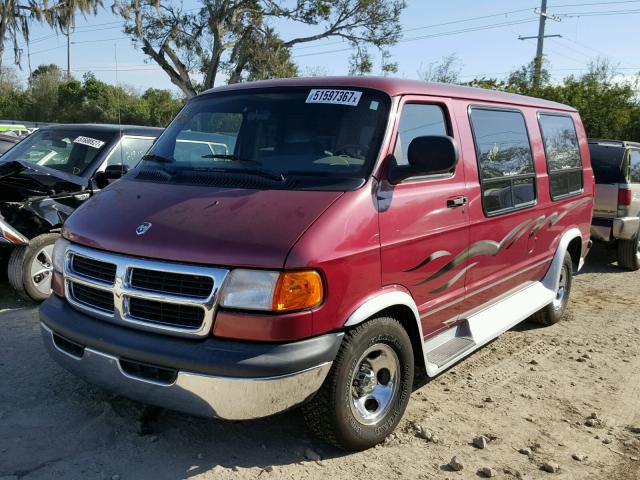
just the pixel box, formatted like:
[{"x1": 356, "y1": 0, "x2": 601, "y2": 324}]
[
  {"x1": 469, "y1": 107, "x2": 536, "y2": 215},
  {"x1": 589, "y1": 143, "x2": 626, "y2": 183},
  {"x1": 107, "y1": 136, "x2": 155, "y2": 169},
  {"x1": 629, "y1": 150, "x2": 640, "y2": 183},
  {"x1": 394, "y1": 104, "x2": 448, "y2": 166},
  {"x1": 538, "y1": 114, "x2": 583, "y2": 199}
]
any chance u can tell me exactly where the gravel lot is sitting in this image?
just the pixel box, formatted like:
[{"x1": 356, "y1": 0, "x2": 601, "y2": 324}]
[{"x1": 1, "y1": 243, "x2": 639, "y2": 480}]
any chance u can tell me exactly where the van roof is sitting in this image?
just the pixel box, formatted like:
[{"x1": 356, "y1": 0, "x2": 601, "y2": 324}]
[{"x1": 200, "y1": 76, "x2": 576, "y2": 112}]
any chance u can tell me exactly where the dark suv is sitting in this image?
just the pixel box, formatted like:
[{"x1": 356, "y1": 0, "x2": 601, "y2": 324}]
[
  {"x1": 0, "y1": 124, "x2": 162, "y2": 301},
  {"x1": 589, "y1": 139, "x2": 640, "y2": 270}
]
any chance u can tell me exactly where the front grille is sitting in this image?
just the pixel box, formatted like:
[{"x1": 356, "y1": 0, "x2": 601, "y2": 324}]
[
  {"x1": 71, "y1": 283, "x2": 115, "y2": 312},
  {"x1": 128, "y1": 297, "x2": 204, "y2": 329},
  {"x1": 71, "y1": 255, "x2": 117, "y2": 283},
  {"x1": 130, "y1": 268, "x2": 213, "y2": 298},
  {"x1": 63, "y1": 245, "x2": 228, "y2": 337},
  {"x1": 119, "y1": 358, "x2": 177, "y2": 384}
]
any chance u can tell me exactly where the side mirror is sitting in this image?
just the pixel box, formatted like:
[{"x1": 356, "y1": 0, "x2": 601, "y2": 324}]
[
  {"x1": 389, "y1": 135, "x2": 460, "y2": 183},
  {"x1": 94, "y1": 164, "x2": 129, "y2": 189}
]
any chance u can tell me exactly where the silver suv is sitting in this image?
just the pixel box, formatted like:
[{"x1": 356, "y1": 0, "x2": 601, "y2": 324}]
[{"x1": 589, "y1": 139, "x2": 640, "y2": 270}]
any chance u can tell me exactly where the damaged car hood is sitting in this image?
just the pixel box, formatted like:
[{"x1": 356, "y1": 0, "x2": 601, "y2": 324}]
[
  {"x1": 0, "y1": 160, "x2": 88, "y2": 239},
  {"x1": 0, "y1": 160, "x2": 86, "y2": 200}
]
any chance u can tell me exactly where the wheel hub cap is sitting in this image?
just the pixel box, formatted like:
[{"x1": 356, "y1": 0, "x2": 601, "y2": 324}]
[
  {"x1": 350, "y1": 344, "x2": 401, "y2": 426},
  {"x1": 31, "y1": 244, "x2": 55, "y2": 295}
]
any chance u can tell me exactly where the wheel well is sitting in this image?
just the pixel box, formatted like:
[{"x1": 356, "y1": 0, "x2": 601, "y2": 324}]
[
  {"x1": 566, "y1": 237, "x2": 582, "y2": 272},
  {"x1": 373, "y1": 305, "x2": 425, "y2": 371}
]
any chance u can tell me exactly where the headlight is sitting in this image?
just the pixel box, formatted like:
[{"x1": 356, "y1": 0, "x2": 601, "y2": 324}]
[
  {"x1": 220, "y1": 269, "x2": 324, "y2": 312},
  {"x1": 52, "y1": 238, "x2": 70, "y2": 273}
]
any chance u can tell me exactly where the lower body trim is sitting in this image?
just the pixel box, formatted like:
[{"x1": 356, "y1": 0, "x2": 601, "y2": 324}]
[{"x1": 41, "y1": 323, "x2": 332, "y2": 420}]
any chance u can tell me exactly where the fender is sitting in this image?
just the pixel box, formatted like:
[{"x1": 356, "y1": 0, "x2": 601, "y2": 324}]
[
  {"x1": 344, "y1": 289, "x2": 422, "y2": 334},
  {"x1": 542, "y1": 227, "x2": 583, "y2": 293}
]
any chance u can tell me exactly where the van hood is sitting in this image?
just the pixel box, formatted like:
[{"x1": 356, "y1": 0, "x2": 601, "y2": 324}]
[{"x1": 63, "y1": 179, "x2": 343, "y2": 268}]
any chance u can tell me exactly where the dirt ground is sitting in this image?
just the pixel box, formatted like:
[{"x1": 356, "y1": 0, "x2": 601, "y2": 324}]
[{"x1": 0, "y1": 243, "x2": 639, "y2": 480}]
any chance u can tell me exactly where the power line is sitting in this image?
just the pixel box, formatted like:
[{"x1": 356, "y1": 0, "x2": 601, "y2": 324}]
[
  {"x1": 294, "y1": 18, "x2": 539, "y2": 59},
  {"x1": 293, "y1": 8, "x2": 538, "y2": 51}
]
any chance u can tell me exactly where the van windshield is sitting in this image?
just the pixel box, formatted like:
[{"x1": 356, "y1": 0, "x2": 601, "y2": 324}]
[
  {"x1": 135, "y1": 88, "x2": 390, "y2": 190},
  {"x1": 0, "y1": 128, "x2": 115, "y2": 176}
]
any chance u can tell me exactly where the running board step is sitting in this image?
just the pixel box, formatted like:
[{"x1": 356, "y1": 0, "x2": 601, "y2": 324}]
[
  {"x1": 422, "y1": 281, "x2": 556, "y2": 377},
  {"x1": 427, "y1": 336, "x2": 475, "y2": 367}
]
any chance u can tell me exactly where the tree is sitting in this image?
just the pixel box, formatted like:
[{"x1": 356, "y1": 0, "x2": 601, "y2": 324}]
[
  {"x1": 0, "y1": 1, "x2": 101, "y2": 72},
  {"x1": 25, "y1": 63, "x2": 63, "y2": 121},
  {"x1": 418, "y1": 53, "x2": 462, "y2": 84},
  {"x1": 113, "y1": 0, "x2": 406, "y2": 98},
  {"x1": 0, "y1": 1, "x2": 43, "y2": 71}
]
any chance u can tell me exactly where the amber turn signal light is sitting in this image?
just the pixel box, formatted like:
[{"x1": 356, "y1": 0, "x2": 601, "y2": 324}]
[{"x1": 272, "y1": 270, "x2": 324, "y2": 312}]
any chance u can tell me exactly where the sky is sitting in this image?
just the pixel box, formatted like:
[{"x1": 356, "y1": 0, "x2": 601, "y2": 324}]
[{"x1": 4, "y1": 0, "x2": 640, "y2": 95}]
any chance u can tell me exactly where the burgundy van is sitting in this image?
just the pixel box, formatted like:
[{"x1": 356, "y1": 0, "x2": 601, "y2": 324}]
[{"x1": 40, "y1": 77, "x2": 594, "y2": 450}]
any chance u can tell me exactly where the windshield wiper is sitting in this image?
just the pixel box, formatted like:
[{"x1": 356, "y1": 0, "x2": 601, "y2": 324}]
[
  {"x1": 200, "y1": 155, "x2": 285, "y2": 182},
  {"x1": 142, "y1": 153, "x2": 174, "y2": 164}
]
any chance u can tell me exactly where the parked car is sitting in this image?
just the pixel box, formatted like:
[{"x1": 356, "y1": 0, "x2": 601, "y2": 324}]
[
  {"x1": 0, "y1": 123, "x2": 30, "y2": 137},
  {"x1": 0, "y1": 124, "x2": 162, "y2": 301},
  {"x1": 39, "y1": 78, "x2": 594, "y2": 450},
  {"x1": 0, "y1": 133, "x2": 21, "y2": 156},
  {"x1": 589, "y1": 139, "x2": 640, "y2": 270}
]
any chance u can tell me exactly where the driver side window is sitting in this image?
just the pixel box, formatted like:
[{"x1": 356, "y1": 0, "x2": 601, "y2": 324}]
[{"x1": 394, "y1": 104, "x2": 448, "y2": 166}]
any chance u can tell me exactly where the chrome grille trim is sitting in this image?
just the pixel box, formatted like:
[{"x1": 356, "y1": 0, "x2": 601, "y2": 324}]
[{"x1": 63, "y1": 244, "x2": 229, "y2": 338}]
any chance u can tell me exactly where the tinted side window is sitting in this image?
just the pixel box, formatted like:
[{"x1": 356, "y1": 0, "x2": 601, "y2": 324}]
[
  {"x1": 629, "y1": 150, "x2": 640, "y2": 183},
  {"x1": 469, "y1": 107, "x2": 536, "y2": 215},
  {"x1": 539, "y1": 114, "x2": 583, "y2": 199},
  {"x1": 394, "y1": 104, "x2": 447, "y2": 166},
  {"x1": 108, "y1": 137, "x2": 155, "y2": 168}
]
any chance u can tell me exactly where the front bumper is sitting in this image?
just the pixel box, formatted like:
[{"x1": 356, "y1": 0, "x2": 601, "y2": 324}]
[{"x1": 40, "y1": 296, "x2": 342, "y2": 419}]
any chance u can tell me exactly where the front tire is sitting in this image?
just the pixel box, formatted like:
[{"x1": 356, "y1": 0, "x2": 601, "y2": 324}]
[
  {"x1": 7, "y1": 233, "x2": 58, "y2": 302},
  {"x1": 531, "y1": 252, "x2": 573, "y2": 326},
  {"x1": 617, "y1": 233, "x2": 640, "y2": 271},
  {"x1": 302, "y1": 317, "x2": 414, "y2": 451}
]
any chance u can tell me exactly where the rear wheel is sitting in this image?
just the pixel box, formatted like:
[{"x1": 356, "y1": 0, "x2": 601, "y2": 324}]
[
  {"x1": 616, "y1": 233, "x2": 640, "y2": 271},
  {"x1": 302, "y1": 316, "x2": 414, "y2": 451},
  {"x1": 7, "y1": 233, "x2": 58, "y2": 302},
  {"x1": 531, "y1": 252, "x2": 573, "y2": 326}
]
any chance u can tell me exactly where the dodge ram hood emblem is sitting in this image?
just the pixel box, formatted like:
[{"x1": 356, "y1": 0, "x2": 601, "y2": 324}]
[{"x1": 136, "y1": 222, "x2": 152, "y2": 236}]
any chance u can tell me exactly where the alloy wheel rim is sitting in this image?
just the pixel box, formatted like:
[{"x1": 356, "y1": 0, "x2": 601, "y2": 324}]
[
  {"x1": 350, "y1": 343, "x2": 401, "y2": 426},
  {"x1": 552, "y1": 265, "x2": 568, "y2": 310},
  {"x1": 30, "y1": 244, "x2": 54, "y2": 295}
]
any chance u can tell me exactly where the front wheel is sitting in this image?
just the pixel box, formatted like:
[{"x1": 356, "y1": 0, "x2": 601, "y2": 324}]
[
  {"x1": 302, "y1": 317, "x2": 414, "y2": 451},
  {"x1": 7, "y1": 233, "x2": 59, "y2": 302},
  {"x1": 531, "y1": 252, "x2": 573, "y2": 326}
]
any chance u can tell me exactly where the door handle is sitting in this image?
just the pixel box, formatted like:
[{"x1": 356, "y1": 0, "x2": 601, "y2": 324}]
[{"x1": 447, "y1": 196, "x2": 467, "y2": 208}]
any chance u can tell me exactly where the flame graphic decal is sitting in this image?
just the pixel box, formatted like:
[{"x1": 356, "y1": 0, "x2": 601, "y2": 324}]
[{"x1": 406, "y1": 197, "x2": 592, "y2": 293}]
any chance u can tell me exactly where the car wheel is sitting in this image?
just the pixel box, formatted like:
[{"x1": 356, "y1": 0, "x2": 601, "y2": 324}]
[
  {"x1": 532, "y1": 252, "x2": 573, "y2": 326},
  {"x1": 616, "y1": 233, "x2": 640, "y2": 271},
  {"x1": 7, "y1": 233, "x2": 59, "y2": 302},
  {"x1": 302, "y1": 316, "x2": 414, "y2": 451}
]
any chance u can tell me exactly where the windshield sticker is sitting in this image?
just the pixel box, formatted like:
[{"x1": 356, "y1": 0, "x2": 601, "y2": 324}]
[
  {"x1": 306, "y1": 89, "x2": 362, "y2": 107},
  {"x1": 73, "y1": 136, "x2": 105, "y2": 149}
]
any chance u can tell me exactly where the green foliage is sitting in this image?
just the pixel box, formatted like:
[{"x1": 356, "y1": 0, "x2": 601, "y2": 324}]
[
  {"x1": 423, "y1": 54, "x2": 640, "y2": 141},
  {"x1": 0, "y1": 66, "x2": 184, "y2": 126},
  {"x1": 113, "y1": 0, "x2": 406, "y2": 97}
]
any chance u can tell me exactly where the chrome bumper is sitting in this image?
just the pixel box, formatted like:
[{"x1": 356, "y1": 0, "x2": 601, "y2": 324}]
[
  {"x1": 41, "y1": 323, "x2": 332, "y2": 420},
  {"x1": 613, "y1": 217, "x2": 640, "y2": 240}
]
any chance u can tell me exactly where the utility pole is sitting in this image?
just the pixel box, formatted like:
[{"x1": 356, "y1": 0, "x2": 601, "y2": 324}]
[
  {"x1": 66, "y1": 22, "x2": 71, "y2": 79},
  {"x1": 534, "y1": 0, "x2": 547, "y2": 88},
  {"x1": 518, "y1": 0, "x2": 562, "y2": 89}
]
